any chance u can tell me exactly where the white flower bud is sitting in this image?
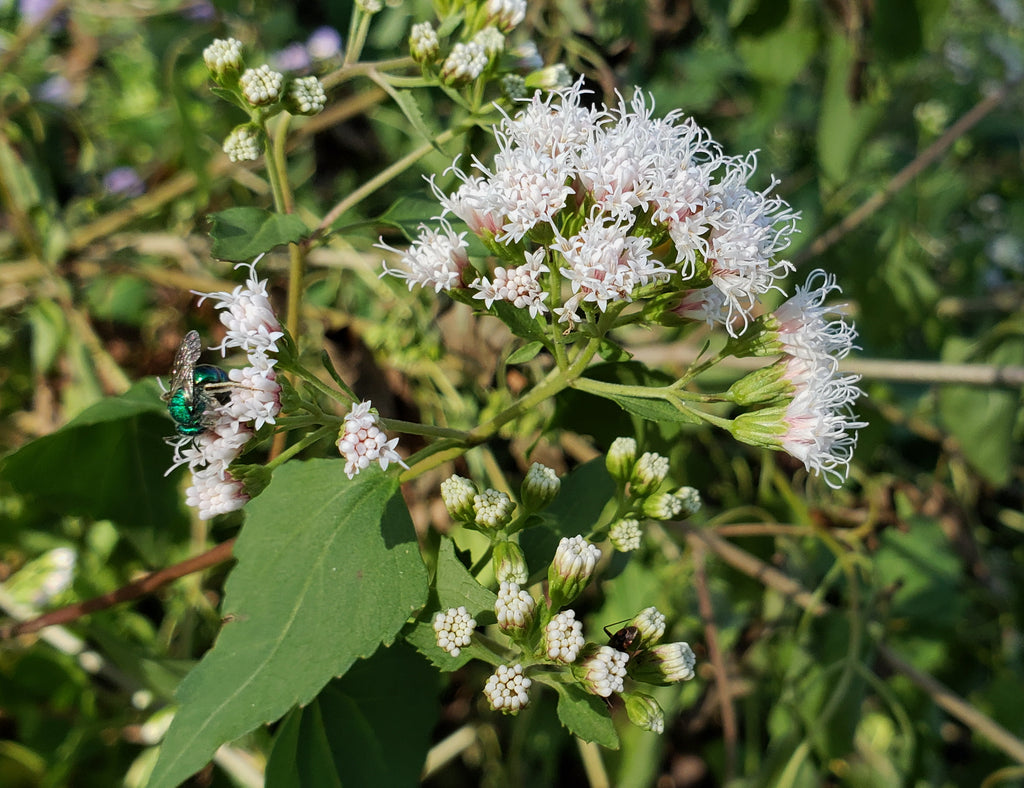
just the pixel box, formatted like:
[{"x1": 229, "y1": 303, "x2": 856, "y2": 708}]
[
  {"x1": 473, "y1": 488, "x2": 515, "y2": 529},
  {"x1": 483, "y1": 663, "x2": 531, "y2": 713},
  {"x1": 409, "y1": 21, "x2": 440, "y2": 64},
  {"x1": 433, "y1": 606, "x2": 476, "y2": 657},
  {"x1": 240, "y1": 64, "x2": 284, "y2": 106},
  {"x1": 576, "y1": 644, "x2": 628, "y2": 697},
  {"x1": 521, "y1": 462, "x2": 560, "y2": 512},
  {"x1": 630, "y1": 451, "x2": 669, "y2": 496},
  {"x1": 548, "y1": 535, "x2": 601, "y2": 608},
  {"x1": 287, "y1": 75, "x2": 326, "y2": 115},
  {"x1": 203, "y1": 38, "x2": 243, "y2": 77},
  {"x1": 609, "y1": 518, "x2": 642, "y2": 552},
  {"x1": 440, "y1": 475, "x2": 477, "y2": 521},
  {"x1": 628, "y1": 641, "x2": 697, "y2": 685},
  {"x1": 223, "y1": 124, "x2": 262, "y2": 162}
]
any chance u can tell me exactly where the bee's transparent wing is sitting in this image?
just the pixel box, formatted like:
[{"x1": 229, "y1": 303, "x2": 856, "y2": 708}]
[{"x1": 168, "y1": 330, "x2": 202, "y2": 401}]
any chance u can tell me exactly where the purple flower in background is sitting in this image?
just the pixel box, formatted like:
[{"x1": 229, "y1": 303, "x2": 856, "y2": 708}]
[
  {"x1": 180, "y1": 1, "x2": 217, "y2": 21},
  {"x1": 36, "y1": 75, "x2": 76, "y2": 106},
  {"x1": 103, "y1": 167, "x2": 145, "y2": 198},
  {"x1": 19, "y1": 0, "x2": 62, "y2": 26},
  {"x1": 307, "y1": 26, "x2": 343, "y2": 60},
  {"x1": 272, "y1": 42, "x2": 311, "y2": 73}
]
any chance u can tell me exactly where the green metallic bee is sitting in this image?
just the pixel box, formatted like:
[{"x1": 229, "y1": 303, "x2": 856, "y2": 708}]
[{"x1": 163, "y1": 330, "x2": 234, "y2": 436}]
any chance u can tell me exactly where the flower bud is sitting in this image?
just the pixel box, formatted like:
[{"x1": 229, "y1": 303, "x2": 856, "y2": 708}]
[
  {"x1": 609, "y1": 518, "x2": 642, "y2": 552},
  {"x1": 605, "y1": 437, "x2": 637, "y2": 484},
  {"x1": 729, "y1": 407, "x2": 788, "y2": 450},
  {"x1": 355, "y1": 0, "x2": 382, "y2": 12},
  {"x1": 628, "y1": 642, "x2": 696, "y2": 685},
  {"x1": 485, "y1": 0, "x2": 527, "y2": 32},
  {"x1": 286, "y1": 75, "x2": 326, "y2": 116},
  {"x1": 474, "y1": 489, "x2": 515, "y2": 530},
  {"x1": 409, "y1": 21, "x2": 440, "y2": 64},
  {"x1": 440, "y1": 475, "x2": 476, "y2": 522},
  {"x1": 240, "y1": 64, "x2": 284, "y2": 107},
  {"x1": 624, "y1": 692, "x2": 665, "y2": 733},
  {"x1": 495, "y1": 581, "x2": 536, "y2": 637},
  {"x1": 441, "y1": 42, "x2": 488, "y2": 86},
  {"x1": 548, "y1": 535, "x2": 601, "y2": 608},
  {"x1": 521, "y1": 462, "x2": 560, "y2": 512},
  {"x1": 674, "y1": 486, "x2": 701, "y2": 517},
  {"x1": 472, "y1": 26, "x2": 505, "y2": 61},
  {"x1": 543, "y1": 609, "x2": 585, "y2": 662},
  {"x1": 726, "y1": 361, "x2": 794, "y2": 406},
  {"x1": 630, "y1": 451, "x2": 669, "y2": 496},
  {"x1": 223, "y1": 124, "x2": 263, "y2": 163},
  {"x1": 574, "y1": 644, "x2": 628, "y2": 698},
  {"x1": 493, "y1": 540, "x2": 529, "y2": 584},
  {"x1": 721, "y1": 314, "x2": 782, "y2": 358},
  {"x1": 203, "y1": 37, "x2": 243, "y2": 79},
  {"x1": 483, "y1": 663, "x2": 531, "y2": 714},
  {"x1": 629, "y1": 607, "x2": 666, "y2": 649},
  {"x1": 433, "y1": 606, "x2": 476, "y2": 658},
  {"x1": 641, "y1": 492, "x2": 684, "y2": 521},
  {"x1": 525, "y1": 63, "x2": 572, "y2": 90},
  {"x1": 500, "y1": 73, "x2": 527, "y2": 100}
]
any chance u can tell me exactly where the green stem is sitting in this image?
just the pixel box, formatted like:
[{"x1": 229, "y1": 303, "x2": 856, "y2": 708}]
[
  {"x1": 344, "y1": 8, "x2": 374, "y2": 67},
  {"x1": 265, "y1": 425, "x2": 336, "y2": 471},
  {"x1": 378, "y1": 418, "x2": 470, "y2": 441}
]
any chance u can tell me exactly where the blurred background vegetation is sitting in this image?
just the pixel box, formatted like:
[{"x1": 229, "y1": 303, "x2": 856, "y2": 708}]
[{"x1": 1, "y1": 0, "x2": 1022, "y2": 786}]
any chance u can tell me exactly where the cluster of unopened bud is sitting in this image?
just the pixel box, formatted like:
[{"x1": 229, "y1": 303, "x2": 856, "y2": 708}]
[
  {"x1": 441, "y1": 462, "x2": 561, "y2": 535},
  {"x1": 406, "y1": 0, "x2": 570, "y2": 93},
  {"x1": 202, "y1": 37, "x2": 328, "y2": 161},
  {"x1": 604, "y1": 437, "x2": 703, "y2": 552}
]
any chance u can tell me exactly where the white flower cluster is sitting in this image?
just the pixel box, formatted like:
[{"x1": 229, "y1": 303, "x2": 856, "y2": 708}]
[
  {"x1": 473, "y1": 488, "x2": 515, "y2": 528},
  {"x1": 168, "y1": 260, "x2": 283, "y2": 520},
  {"x1": 223, "y1": 125, "x2": 261, "y2": 163},
  {"x1": 383, "y1": 79, "x2": 799, "y2": 331},
  {"x1": 288, "y1": 76, "x2": 326, "y2": 115},
  {"x1": 495, "y1": 581, "x2": 535, "y2": 630},
  {"x1": 483, "y1": 663, "x2": 531, "y2": 713},
  {"x1": 240, "y1": 64, "x2": 284, "y2": 106},
  {"x1": 203, "y1": 37, "x2": 243, "y2": 75},
  {"x1": 609, "y1": 518, "x2": 642, "y2": 552},
  {"x1": 336, "y1": 401, "x2": 406, "y2": 480},
  {"x1": 773, "y1": 271, "x2": 866, "y2": 487},
  {"x1": 579, "y1": 645, "x2": 629, "y2": 697},
  {"x1": 433, "y1": 606, "x2": 476, "y2": 657},
  {"x1": 543, "y1": 609, "x2": 585, "y2": 662}
]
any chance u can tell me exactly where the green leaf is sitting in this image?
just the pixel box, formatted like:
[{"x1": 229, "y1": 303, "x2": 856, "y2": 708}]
[
  {"x1": 373, "y1": 80, "x2": 437, "y2": 147},
  {"x1": 520, "y1": 458, "x2": 615, "y2": 573},
  {"x1": 147, "y1": 462, "x2": 428, "y2": 788},
  {"x1": 265, "y1": 643, "x2": 438, "y2": 788},
  {"x1": 208, "y1": 207, "x2": 309, "y2": 262},
  {"x1": 377, "y1": 194, "x2": 443, "y2": 240},
  {"x1": 435, "y1": 535, "x2": 498, "y2": 616},
  {"x1": 507, "y1": 341, "x2": 545, "y2": 365},
  {"x1": 590, "y1": 389, "x2": 703, "y2": 425},
  {"x1": 0, "y1": 380, "x2": 186, "y2": 560},
  {"x1": 554, "y1": 683, "x2": 619, "y2": 749},
  {"x1": 492, "y1": 301, "x2": 549, "y2": 344}
]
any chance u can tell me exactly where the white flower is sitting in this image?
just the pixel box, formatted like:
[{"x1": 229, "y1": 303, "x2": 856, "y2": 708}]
[
  {"x1": 441, "y1": 42, "x2": 488, "y2": 84},
  {"x1": 470, "y1": 249, "x2": 549, "y2": 317},
  {"x1": 203, "y1": 38, "x2": 243, "y2": 75},
  {"x1": 630, "y1": 451, "x2": 669, "y2": 496},
  {"x1": 239, "y1": 64, "x2": 284, "y2": 106},
  {"x1": 781, "y1": 370, "x2": 866, "y2": 488},
  {"x1": 223, "y1": 125, "x2": 261, "y2": 163},
  {"x1": 378, "y1": 219, "x2": 468, "y2": 292},
  {"x1": 224, "y1": 350, "x2": 281, "y2": 430},
  {"x1": 486, "y1": 0, "x2": 527, "y2": 32},
  {"x1": 473, "y1": 489, "x2": 515, "y2": 529},
  {"x1": 609, "y1": 518, "x2": 642, "y2": 552},
  {"x1": 483, "y1": 663, "x2": 532, "y2": 713},
  {"x1": 472, "y1": 27, "x2": 505, "y2": 59},
  {"x1": 194, "y1": 259, "x2": 284, "y2": 356},
  {"x1": 772, "y1": 269, "x2": 858, "y2": 367},
  {"x1": 288, "y1": 76, "x2": 326, "y2": 115},
  {"x1": 186, "y1": 465, "x2": 249, "y2": 520},
  {"x1": 495, "y1": 581, "x2": 535, "y2": 631},
  {"x1": 543, "y1": 609, "x2": 585, "y2": 662},
  {"x1": 578, "y1": 645, "x2": 629, "y2": 697},
  {"x1": 433, "y1": 606, "x2": 476, "y2": 657},
  {"x1": 409, "y1": 21, "x2": 439, "y2": 63},
  {"x1": 336, "y1": 400, "x2": 406, "y2": 479}
]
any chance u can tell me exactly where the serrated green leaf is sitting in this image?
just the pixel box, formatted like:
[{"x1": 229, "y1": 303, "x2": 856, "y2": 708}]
[
  {"x1": 372, "y1": 78, "x2": 436, "y2": 146},
  {"x1": 507, "y1": 341, "x2": 545, "y2": 365},
  {"x1": 0, "y1": 380, "x2": 187, "y2": 558},
  {"x1": 147, "y1": 462, "x2": 428, "y2": 788},
  {"x1": 208, "y1": 207, "x2": 309, "y2": 262},
  {"x1": 265, "y1": 643, "x2": 438, "y2": 788},
  {"x1": 555, "y1": 683, "x2": 619, "y2": 749},
  {"x1": 436, "y1": 536, "x2": 498, "y2": 616}
]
